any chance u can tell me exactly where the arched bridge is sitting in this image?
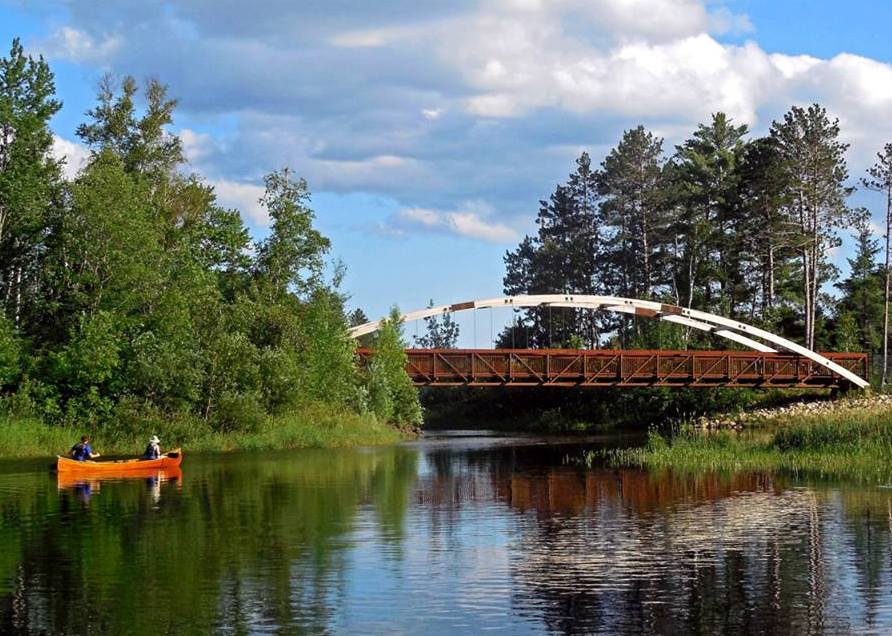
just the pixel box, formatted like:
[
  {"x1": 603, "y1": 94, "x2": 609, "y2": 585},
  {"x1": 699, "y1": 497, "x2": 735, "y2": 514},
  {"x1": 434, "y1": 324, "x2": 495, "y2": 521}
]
[{"x1": 350, "y1": 295, "x2": 870, "y2": 390}]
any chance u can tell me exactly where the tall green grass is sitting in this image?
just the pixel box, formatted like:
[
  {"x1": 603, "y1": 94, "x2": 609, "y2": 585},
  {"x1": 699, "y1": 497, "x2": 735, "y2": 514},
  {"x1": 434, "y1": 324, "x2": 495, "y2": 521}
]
[
  {"x1": 0, "y1": 405, "x2": 408, "y2": 459},
  {"x1": 602, "y1": 402, "x2": 892, "y2": 483}
]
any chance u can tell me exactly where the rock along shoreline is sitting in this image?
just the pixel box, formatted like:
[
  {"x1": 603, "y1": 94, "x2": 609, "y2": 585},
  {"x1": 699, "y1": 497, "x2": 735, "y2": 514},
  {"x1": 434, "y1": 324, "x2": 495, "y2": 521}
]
[{"x1": 691, "y1": 393, "x2": 892, "y2": 430}]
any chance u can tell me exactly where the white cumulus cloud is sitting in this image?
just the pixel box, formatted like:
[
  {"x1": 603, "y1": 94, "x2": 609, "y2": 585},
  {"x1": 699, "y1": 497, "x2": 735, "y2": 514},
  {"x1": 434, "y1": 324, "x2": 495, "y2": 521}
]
[
  {"x1": 31, "y1": 0, "x2": 892, "y2": 239},
  {"x1": 52, "y1": 135, "x2": 90, "y2": 180},
  {"x1": 38, "y1": 26, "x2": 120, "y2": 64},
  {"x1": 210, "y1": 179, "x2": 267, "y2": 226},
  {"x1": 389, "y1": 202, "x2": 518, "y2": 243}
]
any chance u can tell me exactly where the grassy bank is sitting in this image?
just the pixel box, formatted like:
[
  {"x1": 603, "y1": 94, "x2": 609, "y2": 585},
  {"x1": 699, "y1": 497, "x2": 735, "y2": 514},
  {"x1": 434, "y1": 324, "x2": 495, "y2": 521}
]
[
  {"x1": 602, "y1": 398, "x2": 892, "y2": 482},
  {"x1": 0, "y1": 405, "x2": 410, "y2": 459}
]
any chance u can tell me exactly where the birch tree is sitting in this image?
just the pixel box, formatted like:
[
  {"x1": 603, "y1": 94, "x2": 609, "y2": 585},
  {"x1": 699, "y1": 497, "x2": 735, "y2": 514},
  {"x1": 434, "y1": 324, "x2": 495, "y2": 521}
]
[{"x1": 0, "y1": 39, "x2": 62, "y2": 327}]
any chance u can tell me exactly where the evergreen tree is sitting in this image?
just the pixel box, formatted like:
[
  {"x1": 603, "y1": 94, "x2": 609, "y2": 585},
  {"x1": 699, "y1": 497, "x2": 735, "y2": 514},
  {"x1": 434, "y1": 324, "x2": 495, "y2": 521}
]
[
  {"x1": 413, "y1": 300, "x2": 459, "y2": 349},
  {"x1": 347, "y1": 308, "x2": 376, "y2": 348},
  {"x1": 836, "y1": 209, "x2": 883, "y2": 353},
  {"x1": 672, "y1": 113, "x2": 749, "y2": 315},
  {"x1": 770, "y1": 104, "x2": 853, "y2": 350},
  {"x1": 366, "y1": 307, "x2": 422, "y2": 426},
  {"x1": 502, "y1": 153, "x2": 601, "y2": 347},
  {"x1": 598, "y1": 126, "x2": 667, "y2": 301},
  {"x1": 862, "y1": 143, "x2": 892, "y2": 385},
  {"x1": 735, "y1": 137, "x2": 797, "y2": 321}
]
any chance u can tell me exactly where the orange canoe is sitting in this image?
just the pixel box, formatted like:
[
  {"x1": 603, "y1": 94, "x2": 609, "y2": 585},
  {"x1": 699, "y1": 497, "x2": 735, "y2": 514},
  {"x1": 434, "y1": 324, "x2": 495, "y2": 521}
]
[{"x1": 56, "y1": 448, "x2": 183, "y2": 473}]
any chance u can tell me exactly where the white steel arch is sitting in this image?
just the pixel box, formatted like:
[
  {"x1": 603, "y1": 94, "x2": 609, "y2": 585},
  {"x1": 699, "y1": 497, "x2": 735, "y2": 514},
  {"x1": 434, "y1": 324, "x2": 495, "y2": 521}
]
[{"x1": 348, "y1": 294, "x2": 870, "y2": 389}]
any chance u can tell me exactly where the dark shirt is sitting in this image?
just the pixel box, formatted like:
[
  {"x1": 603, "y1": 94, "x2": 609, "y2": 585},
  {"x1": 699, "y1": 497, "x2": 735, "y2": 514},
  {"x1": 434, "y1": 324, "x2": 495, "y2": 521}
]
[
  {"x1": 71, "y1": 442, "x2": 92, "y2": 462},
  {"x1": 144, "y1": 443, "x2": 160, "y2": 460}
]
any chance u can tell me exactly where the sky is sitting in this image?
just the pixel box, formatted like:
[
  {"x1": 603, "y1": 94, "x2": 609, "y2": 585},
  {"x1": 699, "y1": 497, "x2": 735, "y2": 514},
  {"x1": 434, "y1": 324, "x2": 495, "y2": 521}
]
[{"x1": 3, "y1": 0, "x2": 892, "y2": 344}]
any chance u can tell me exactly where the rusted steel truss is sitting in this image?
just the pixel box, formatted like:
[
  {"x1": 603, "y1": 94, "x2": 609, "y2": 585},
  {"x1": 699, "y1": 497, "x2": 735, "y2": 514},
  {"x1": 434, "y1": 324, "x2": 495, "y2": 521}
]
[{"x1": 355, "y1": 349, "x2": 869, "y2": 389}]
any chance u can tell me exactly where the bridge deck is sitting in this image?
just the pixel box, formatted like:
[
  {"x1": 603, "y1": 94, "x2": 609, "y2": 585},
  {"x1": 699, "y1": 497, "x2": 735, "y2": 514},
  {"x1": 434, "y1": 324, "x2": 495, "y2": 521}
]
[{"x1": 355, "y1": 349, "x2": 869, "y2": 389}]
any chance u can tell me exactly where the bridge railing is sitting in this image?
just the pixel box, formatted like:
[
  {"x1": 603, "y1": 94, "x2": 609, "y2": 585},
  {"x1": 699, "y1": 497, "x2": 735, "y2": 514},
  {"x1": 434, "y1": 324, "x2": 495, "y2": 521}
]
[{"x1": 355, "y1": 349, "x2": 869, "y2": 389}]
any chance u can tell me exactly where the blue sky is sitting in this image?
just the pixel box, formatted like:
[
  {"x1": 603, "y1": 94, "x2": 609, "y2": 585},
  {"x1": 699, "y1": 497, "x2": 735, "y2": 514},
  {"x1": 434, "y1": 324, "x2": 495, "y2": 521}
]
[{"x1": 2, "y1": 0, "x2": 892, "y2": 343}]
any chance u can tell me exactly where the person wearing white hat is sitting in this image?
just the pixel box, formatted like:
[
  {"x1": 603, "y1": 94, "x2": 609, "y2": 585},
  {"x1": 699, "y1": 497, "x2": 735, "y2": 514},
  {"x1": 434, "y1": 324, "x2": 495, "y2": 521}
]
[{"x1": 143, "y1": 435, "x2": 161, "y2": 460}]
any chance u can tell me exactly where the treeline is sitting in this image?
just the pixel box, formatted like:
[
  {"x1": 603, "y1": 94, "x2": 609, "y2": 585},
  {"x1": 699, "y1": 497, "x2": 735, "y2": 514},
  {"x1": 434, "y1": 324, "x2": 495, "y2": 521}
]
[
  {"x1": 0, "y1": 39, "x2": 420, "y2": 436},
  {"x1": 502, "y1": 110, "x2": 892, "y2": 383}
]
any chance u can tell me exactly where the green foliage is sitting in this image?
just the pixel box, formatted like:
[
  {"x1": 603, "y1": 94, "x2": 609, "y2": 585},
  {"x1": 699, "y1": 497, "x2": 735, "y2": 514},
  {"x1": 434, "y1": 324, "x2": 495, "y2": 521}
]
[
  {"x1": 76, "y1": 75, "x2": 184, "y2": 177},
  {"x1": 502, "y1": 152, "x2": 601, "y2": 347},
  {"x1": 606, "y1": 401, "x2": 892, "y2": 482},
  {"x1": 254, "y1": 168, "x2": 330, "y2": 299},
  {"x1": 0, "y1": 315, "x2": 19, "y2": 387},
  {"x1": 835, "y1": 312, "x2": 860, "y2": 353},
  {"x1": 835, "y1": 209, "x2": 884, "y2": 353},
  {"x1": 413, "y1": 300, "x2": 460, "y2": 348},
  {"x1": 501, "y1": 108, "x2": 872, "y2": 357},
  {"x1": 293, "y1": 287, "x2": 359, "y2": 407},
  {"x1": 0, "y1": 39, "x2": 62, "y2": 329},
  {"x1": 366, "y1": 307, "x2": 422, "y2": 426},
  {"x1": 48, "y1": 311, "x2": 122, "y2": 395},
  {"x1": 0, "y1": 43, "x2": 420, "y2": 439}
]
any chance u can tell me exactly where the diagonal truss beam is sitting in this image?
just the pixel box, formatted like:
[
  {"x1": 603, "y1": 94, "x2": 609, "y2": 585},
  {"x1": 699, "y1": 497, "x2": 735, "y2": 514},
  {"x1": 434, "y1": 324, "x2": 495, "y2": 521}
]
[{"x1": 349, "y1": 295, "x2": 870, "y2": 388}]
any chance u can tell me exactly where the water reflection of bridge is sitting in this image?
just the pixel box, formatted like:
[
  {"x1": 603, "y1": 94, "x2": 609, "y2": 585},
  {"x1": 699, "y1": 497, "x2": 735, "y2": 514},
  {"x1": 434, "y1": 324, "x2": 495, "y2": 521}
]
[{"x1": 416, "y1": 444, "x2": 892, "y2": 634}]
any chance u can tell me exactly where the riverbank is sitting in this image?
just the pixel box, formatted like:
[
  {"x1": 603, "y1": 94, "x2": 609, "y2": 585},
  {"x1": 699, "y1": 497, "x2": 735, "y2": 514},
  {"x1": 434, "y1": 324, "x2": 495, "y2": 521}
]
[
  {"x1": 690, "y1": 392, "x2": 888, "y2": 430},
  {"x1": 603, "y1": 395, "x2": 892, "y2": 482},
  {"x1": 0, "y1": 405, "x2": 412, "y2": 459}
]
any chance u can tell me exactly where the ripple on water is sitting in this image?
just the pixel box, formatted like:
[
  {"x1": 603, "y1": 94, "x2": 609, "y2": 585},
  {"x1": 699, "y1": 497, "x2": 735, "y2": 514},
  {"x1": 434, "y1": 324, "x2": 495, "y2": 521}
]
[{"x1": 1, "y1": 441, "x2": 892, "y2": 634}]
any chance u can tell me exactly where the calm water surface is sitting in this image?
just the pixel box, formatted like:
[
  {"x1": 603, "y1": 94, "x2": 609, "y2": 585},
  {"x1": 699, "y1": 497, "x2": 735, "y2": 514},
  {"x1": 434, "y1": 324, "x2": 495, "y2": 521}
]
[{"x1": 1, "y1": 431, "x2": 892, "y2": 634}]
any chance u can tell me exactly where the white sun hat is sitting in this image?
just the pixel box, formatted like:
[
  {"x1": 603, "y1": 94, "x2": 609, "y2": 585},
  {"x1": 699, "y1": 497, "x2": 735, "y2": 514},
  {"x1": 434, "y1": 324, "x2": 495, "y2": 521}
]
[{"x1": 149, "y1": 435, "x2": 160, "y2": 444}]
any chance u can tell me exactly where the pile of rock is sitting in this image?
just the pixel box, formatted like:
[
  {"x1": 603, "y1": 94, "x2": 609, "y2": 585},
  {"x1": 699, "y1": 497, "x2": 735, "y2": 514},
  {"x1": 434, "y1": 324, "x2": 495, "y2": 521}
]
[{"x1": 691, "y1": 393, "x2": 892, "y2": 430}]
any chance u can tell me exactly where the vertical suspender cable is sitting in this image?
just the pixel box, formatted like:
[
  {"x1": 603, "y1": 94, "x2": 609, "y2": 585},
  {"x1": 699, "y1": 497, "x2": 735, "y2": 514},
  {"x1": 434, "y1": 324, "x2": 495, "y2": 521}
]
[
  {"x1": 548, "y1": 305, "x2": 552, "y2": 348},
  {"x1": 473, "y1": 308, "x2": 477, "y2": 348}
]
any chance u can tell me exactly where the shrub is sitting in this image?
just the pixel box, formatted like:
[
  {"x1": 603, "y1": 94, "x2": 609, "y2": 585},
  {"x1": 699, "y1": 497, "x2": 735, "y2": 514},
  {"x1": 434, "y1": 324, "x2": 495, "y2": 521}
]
[
  {"x1": 0, "y1": 315, "x2": 19, "y2": 388},
  {"x1": 364, "y1": 307, "x2": 422, "y2": 427},
  {"x1": 210, "y1": 391, "x2": 267, "y2": 433}
]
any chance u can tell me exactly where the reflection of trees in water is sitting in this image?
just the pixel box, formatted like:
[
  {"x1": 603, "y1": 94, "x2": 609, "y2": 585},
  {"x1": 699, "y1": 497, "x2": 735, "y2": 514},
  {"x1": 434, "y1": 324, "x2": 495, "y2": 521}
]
[
  {"x1": 494, "y1": 466, "x2": 892, "y2": 634},
  {"x1": 3, "y1": 443, "x2": 892, "y2": 634},
  {"x1": 394, "y1": 443, "x2": 892, "y2": 633},
  {"x1": 0, "y1": 447, "x2": 419, "y2": 635}
]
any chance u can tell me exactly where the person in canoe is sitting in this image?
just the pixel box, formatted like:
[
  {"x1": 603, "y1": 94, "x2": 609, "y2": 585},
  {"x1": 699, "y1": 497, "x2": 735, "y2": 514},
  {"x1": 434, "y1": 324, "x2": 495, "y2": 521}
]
[
  {"x1": 143, "y1": 435, "x2": 161, "y2": 460},
  {"x1": 70, "y1": 435, "x2": 100, "y2": 461}
]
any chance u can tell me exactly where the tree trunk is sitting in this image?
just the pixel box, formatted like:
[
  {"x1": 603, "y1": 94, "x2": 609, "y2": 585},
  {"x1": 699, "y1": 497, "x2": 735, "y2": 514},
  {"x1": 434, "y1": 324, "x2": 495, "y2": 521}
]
[
  {"x1": 642, "y1": 219, "x2": 650, "y2": 298},
  {"x1": 802, "y1": 246, "x2": 812, "y2": 351},
  {"x1": 884, "y1": 186, "x2": 891, "y2": 387},
  {"x1": 810, "y1": 220, "x2": 820, "y2": 351},
  {"x1": 13, "y1": 267, "x2": 21, "y2": 328}
]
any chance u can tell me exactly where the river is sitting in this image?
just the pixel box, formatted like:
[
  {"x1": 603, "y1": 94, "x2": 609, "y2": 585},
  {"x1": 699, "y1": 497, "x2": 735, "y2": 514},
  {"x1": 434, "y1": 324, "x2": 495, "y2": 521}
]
[{"x1": 1, "y1": 431, "x2": 891, "y2": 634}]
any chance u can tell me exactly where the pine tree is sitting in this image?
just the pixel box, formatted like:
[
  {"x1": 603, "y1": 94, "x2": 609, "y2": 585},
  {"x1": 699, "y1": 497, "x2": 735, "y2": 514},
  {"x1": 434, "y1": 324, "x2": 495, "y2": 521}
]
[
  {"x1": 735, "y1": 137, "x2": 797, "y2": 321},
  {"x1": 502, "y1": 153, "x2": 601, "y2": 347},
  {"x1": 598, "y1": 126, "x2": 667, "y2": 301},
  {"x1": 836, "y1": 209, "x2": 883, "y2": 353},
  {"x1": 862, "y1": 143, "x2": 892, "y2": 386},
  {"x1": 770, "y1": 104, "x2": 853, "y2": 350},
  {"x1": 413, "y1": 300, "x2": 459, "y2": 349},
  {"x1": 672, "y1": 113, "x2": 749, "y2": 316},
  {"x1": 597, "y1": 127, "x2": 668, "y2": 345}
]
